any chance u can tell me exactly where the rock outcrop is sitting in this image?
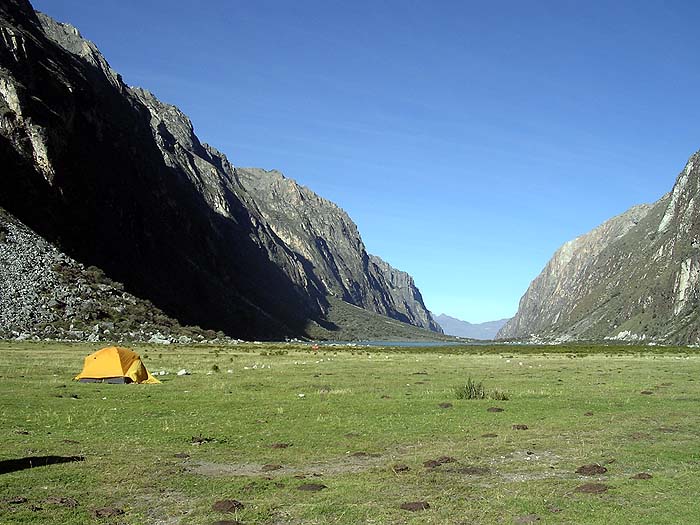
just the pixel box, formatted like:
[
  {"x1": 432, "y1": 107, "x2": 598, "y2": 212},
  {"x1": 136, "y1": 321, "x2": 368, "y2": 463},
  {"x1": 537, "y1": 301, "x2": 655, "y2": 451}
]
[
  {"x1": 236, "y1": 167, "x2": 441, "y2": 332},
  {"x1": 0, "y1": 207, "x2": 218, "y2": 343},
  {"x1": 0, "y1": 1, "x2": 440, "y2": 339},
  {"x1": 499, "y1": 151, "x2": 700, "y2": 344}
]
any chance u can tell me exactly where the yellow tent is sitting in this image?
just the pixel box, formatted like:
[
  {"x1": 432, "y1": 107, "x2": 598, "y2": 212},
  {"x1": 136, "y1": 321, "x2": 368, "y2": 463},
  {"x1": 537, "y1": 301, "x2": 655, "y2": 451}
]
[{"x1": 74, "y1": 346, "x2": 160, "y2": 384}]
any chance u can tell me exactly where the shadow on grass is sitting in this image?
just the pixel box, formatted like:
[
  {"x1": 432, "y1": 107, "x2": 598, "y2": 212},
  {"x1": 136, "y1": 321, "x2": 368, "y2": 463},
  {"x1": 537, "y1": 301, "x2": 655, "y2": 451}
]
[{"x1": 0, "y1": 455, "x2": 84, "y2": 475}]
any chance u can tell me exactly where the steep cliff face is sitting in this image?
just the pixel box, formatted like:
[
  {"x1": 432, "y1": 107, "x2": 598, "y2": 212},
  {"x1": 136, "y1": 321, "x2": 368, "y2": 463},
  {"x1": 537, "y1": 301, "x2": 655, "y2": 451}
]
[
  {"x1": 499, "y1": 151, "x2": 700, "y2": 344},
  {"x1": 0, "y1": 1, "x2": 439, "y2": 339},
  {"x1": 236, "y1": 168, "x2": 441, "y2": 332},
  {"x1": 0, "y1": 206, "x2": 213, "y2": 343}
]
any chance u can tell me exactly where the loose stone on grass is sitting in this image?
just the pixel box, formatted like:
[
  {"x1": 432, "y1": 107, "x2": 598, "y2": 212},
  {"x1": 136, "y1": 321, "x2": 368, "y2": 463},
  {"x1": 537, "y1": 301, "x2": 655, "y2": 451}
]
[
  {"x1": 575, "y1": 464, "x2": 607, "y2": 475},
  {"x1": 631, "y1": 472, "x2": 653, "y2": 480},
  {"x1": 574, "y1": 483, "x2": 609, "y2": 494},
  {"x1": 400, "y1": 501, "x2": 430, "y2": 511},
  {"x1": 212, "y1": 500, "x2": 245, "y2": 513}
]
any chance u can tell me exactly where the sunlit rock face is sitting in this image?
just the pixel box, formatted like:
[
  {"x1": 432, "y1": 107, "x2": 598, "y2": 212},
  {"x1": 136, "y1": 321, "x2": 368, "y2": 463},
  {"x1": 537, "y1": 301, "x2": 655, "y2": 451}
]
[
  {"x1": 499, "y1": 152, "x2": 700, "y2": 344},
  {"x1": 0, "y1": 1, "x2": 439, "y2": 338}
]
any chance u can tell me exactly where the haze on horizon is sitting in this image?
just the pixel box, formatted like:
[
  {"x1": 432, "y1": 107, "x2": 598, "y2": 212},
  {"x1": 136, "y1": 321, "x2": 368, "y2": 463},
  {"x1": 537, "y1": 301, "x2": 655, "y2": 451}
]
[{"x1": 32, "y1": 0, "x2": 700, "y2": 323}]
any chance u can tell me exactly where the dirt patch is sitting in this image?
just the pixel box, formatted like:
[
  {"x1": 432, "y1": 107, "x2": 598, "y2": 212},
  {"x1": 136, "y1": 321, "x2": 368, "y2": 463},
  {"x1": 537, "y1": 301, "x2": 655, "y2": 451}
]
[
  {"x1": 487, "y1": 407, "x2": 504, "y2": 413},
  {"x1": 392, "y1": 464, "x2": 410, "y2": 473},
  {"x1": 191, "y1": 435, "x2": 216, "y2": 445},
  {"x1": 191, "y1": 450, "x2": 386, "y2": 479},
  {"x1": 344, "y1": 433, "x2": 360, "y2": 438},
  {"x1": 43, "y1": 497, "x2": 78, "y2": 508},
  {"x1": 583, "y1": 412, "x2": 593, "y2": 416},
  {"x1": 631, "y1": 472, "x2": 652, "y2": 480},
  {"x1": 455, "y1": 466, "x2": 489, "y2": 475},
  {"x1": 298, "y1": 483, "x2": 326, "y2": 492},
  {"x1": 512, "y1": 424, "x2": 529, "y2": 430},
  {"x1": 438, "y1": 402, "x2": 453, "y2": 409},
  {"x1": 629, "y1": 432, "x2": 652, "y2": 441},
  {"x1": 261, "y1": 464, "x2": 282, "y2": 472},
  {"x1": 174, "y1": 453, "x2": 190, "y2": 459},
  {"x1": 575, "y1": 464, "x2": 607, "y2": 476},
  {"x1": 3, "y1": 496, "x2": 27, "y2": 504},
  {"x1": 424, "y1": 456, "x2": 456, "y2": 469},
  {"x1": 640, "y1": 390, "x2": 654, "y2": 395},
  {"x1": 514, "y1": 515, "x2": 540, "y2": 524},
  {"x1": 212, "y1": 520, "x2": 243, "y2": 525},
  {"x1": 91, "y1": 507, "x2": 124, "y2": 518},
  {"x1": 270, "y1": 443, "x2": 291, "y2": 449},
  {"x1": 350, "y1": 451, "x2": 379, "y2": 458},
  {"x1": 400, "y1": 501, "x2": 430, "y2": 511},
  {"x1": 481, "y1": 433, "x2": 498, "y2": 438},
  {"x1": 656, "y1": 427, "x2": 678, "y2": 433},
  {"x1": 212, "y1": 500, "x2": 244, "y2": 513},
  {"x1": 574, "y1": 483, "x2": 609, "y2": 494}
]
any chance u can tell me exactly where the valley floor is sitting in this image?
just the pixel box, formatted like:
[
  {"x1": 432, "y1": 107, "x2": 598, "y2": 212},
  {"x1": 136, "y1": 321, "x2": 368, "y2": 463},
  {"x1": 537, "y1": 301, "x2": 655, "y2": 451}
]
[{"x1": 1, "y1": 341, "x2": 699, "y2": 524}]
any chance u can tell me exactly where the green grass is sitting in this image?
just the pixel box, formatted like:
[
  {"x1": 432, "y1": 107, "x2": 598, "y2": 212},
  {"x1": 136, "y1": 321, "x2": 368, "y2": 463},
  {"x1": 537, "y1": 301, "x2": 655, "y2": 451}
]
[{"x1": 2, "y1": 341, "x2": 700, "y2": 523}]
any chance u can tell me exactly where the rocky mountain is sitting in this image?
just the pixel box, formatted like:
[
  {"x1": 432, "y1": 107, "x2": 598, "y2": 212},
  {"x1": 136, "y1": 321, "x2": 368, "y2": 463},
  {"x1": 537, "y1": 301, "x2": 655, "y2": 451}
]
[
  {"x1": 235, "y1": 168, "x2": 442, "y2": 332},
  {"x1": 498, "y1": 151, "x2": 700, "y2": 344},
  {"x1": 435, "y1": 314, "x2": 509, "y2": 340},
  {"x1": 0, "y1": 207, "x2": 220, "y2": 343},
  {"x1": 0, "y1": 0, "x2": 440, "y2": 340}
]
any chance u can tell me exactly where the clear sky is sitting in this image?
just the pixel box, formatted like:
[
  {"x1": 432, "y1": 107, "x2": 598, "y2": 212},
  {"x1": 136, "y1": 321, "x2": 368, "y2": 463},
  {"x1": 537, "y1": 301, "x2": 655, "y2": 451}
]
[{"x1": 33, "y1": 0, "x2": 700, "y2": 323}]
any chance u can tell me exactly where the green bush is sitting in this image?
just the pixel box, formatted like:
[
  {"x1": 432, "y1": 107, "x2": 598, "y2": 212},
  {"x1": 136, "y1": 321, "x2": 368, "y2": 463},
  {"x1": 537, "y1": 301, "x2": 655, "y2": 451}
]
[
  {"x1": 455, "y1": 377, "x2": 509, "y2": 400},
  {"x1": 455, "y1": 377, "x2": 486, "y2": 400}
]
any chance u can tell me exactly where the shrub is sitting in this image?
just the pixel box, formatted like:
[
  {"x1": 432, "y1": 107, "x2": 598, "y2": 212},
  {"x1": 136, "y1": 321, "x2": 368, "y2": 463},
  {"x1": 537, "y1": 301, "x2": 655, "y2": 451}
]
[
  {"x1": 490, "y1": 389, "x2": 510, "y2": 401},
  {"x1": 455, "y1": 377, "x2": 509, "y2": 400},
  {"x1": 455, "y1": 378, "x2": 486, "y2": 400}
]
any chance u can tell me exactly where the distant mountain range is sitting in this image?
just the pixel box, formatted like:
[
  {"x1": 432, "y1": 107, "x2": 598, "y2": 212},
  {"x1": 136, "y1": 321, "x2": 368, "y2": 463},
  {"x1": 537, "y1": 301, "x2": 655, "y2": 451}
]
[
  {"x1": 499, "y1": 150, "x2": 700, "y2": 345},
  {"x1": 435, "y1": 314, "x2": 509, "y2": 340},
  {"x1": 0, "y1": 1, "x2": 442, "y2": 341}
]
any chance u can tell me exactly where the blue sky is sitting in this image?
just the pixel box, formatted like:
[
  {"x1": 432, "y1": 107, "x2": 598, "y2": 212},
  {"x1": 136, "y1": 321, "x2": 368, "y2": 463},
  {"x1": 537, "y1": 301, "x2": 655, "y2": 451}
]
[{"x1": 33, "y1": 0, "x2": 700, "y2": 323}]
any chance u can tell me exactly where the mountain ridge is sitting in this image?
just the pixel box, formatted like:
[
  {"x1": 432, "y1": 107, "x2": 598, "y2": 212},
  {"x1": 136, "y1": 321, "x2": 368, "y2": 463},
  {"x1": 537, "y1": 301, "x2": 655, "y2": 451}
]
[
  {"x1": 0, "y1": 0, "x2": 441, "y2": 340},
  {"x1": 498, "y1": 151, "x2": 700, "y2": 344},
  {"x1": 435, "y1": 314, "x2": 509, "y2": 340}
]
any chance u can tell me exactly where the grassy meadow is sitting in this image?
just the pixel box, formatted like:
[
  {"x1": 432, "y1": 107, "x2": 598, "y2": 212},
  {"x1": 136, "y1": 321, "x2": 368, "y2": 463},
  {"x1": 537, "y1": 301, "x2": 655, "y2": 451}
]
[{"x1": 1, "y1": 341, "x2": 700, "y2": 524}]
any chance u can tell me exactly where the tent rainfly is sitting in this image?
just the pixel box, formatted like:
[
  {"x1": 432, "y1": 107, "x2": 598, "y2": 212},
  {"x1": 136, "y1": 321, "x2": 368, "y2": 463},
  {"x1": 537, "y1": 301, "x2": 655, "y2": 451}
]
[{"x1": 74, "y1": 346, "x2": 160, "y2": 384}]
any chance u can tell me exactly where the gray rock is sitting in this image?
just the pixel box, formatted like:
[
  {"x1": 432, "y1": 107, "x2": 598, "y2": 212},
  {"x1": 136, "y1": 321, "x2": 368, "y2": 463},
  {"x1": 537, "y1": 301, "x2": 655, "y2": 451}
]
[{"x1": 499, "y1": 151, "x2": 700, "y2": 344}]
